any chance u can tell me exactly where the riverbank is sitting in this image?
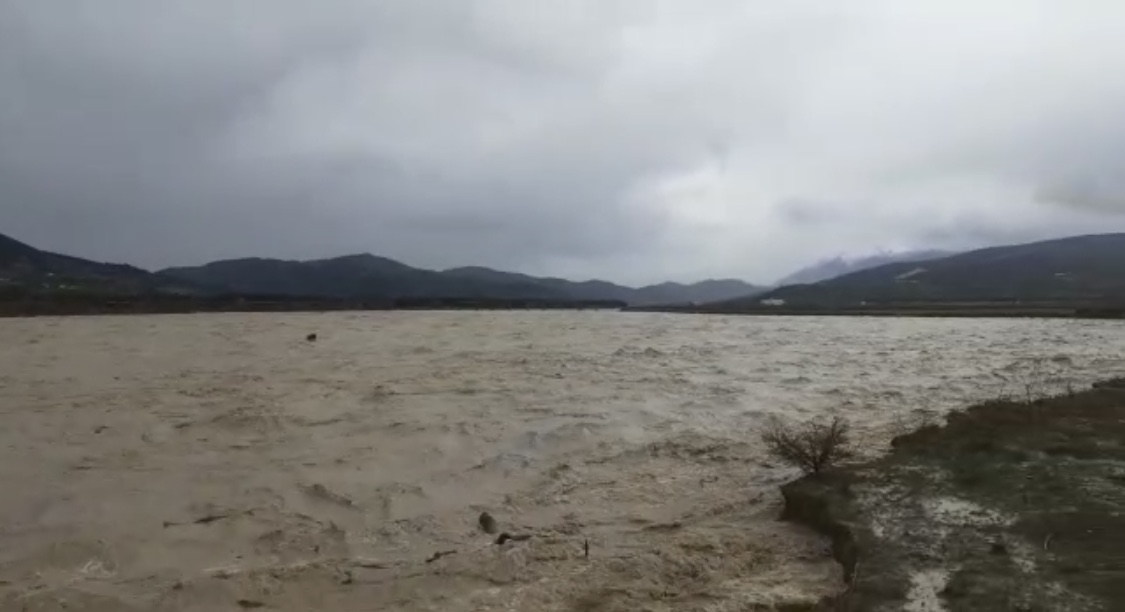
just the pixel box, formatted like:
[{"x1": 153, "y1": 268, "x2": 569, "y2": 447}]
[
  {"x1": 0, "y1": 295, "x2": 627, "y2": 317},
  {"x1": 7, "y1": 292, "x2": 1125, "y2": 320},
  {"x1": 7, "y1": 302, "x2": 1125, "y2": 320},
  {"x1": 625, "y1": 303, "x2": 1125, "y2": 319},
  {"x1": 781, "y1": 377, "x2": 1125, "y2": 611}
]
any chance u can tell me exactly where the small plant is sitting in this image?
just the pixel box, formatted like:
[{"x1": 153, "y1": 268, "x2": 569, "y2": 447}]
[
  {"x1": 762, "y1": 416, "x2": 855, "y2": 475},
  {"x1": 1002, "y1": 356, "x2": 1078, "y2": 405}
]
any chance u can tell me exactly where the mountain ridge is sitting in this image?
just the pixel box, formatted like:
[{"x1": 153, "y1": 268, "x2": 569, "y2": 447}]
[
  {"x1": 0, "y1": 232, "x2": 762, "y2": 306},
  {"x1": 161, "y1": 254, "x2": 762, "y2": 305},
  {"x1": 14, "y1": 229, "x2": 1125, "y2": 312},
  {"x1": 740, "y1": 233, "x2": 1125, "y2": 307},
  {"x1": 0, "y1": 232, "x2": 194, "y2": 295}
]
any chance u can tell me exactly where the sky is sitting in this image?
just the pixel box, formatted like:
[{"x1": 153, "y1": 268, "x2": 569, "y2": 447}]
[{"x1": 3, "y1": 1, "x2": 1125, "y2": 286}]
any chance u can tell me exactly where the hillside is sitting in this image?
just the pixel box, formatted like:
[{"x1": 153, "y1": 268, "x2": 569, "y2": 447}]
[
  {"x1": 441, "y1": 266, "x2": 760, "y2": 305},
  {"x1": 163, "y1": 259, "x2": 760, "y2": 305},
  {"x1": 161, "y1": 256, "x2": 564, "y2": 301},
  {"x1": 775, "y1": 249, "x2": 953, "y2": 285},
  {"x1": 0, "y1": 231, "x2": 759, "y2": 307},
  {"x1": 0, "y1": 233, "x2": 196, "y2": 296},
  {"x1": 746, "y1": 233, "x2": 1125, "y2": 307},
  {"x1": 9, "y1": 229, "x2": 1125, "y2": 315},
  {"x1": 632, "y1": 279, "x2": 761, "y2": 305}
]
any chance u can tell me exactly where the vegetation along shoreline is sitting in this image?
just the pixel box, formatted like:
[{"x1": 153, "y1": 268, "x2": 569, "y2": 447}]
[{"x1": 769, "y1": 376, "x2": 1125, "y2": 610}]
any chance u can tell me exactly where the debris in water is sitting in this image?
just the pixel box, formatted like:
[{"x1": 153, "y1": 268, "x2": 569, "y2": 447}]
[
  {"x1": 425, "y1": 550, "x2": 458, "y2": 563},
  {"x1": 495, "y1": 532, "x2": 532, "y2": 546},
  {"x1": 642, "y1": 521, "x2": 684, "y2": 532},
  {"x1": 306, "y1": 333, "x2": 318, "y2": 342},
  {"x1": 302, "y1": 483, "x2": 356, "y2": 508},
  {"x1": 163, "y1": 510, "x2": 244, "y2": 528},
  {"x1": 352, "y1": 559, "x2": 390, "y2": 569},
  {"x1": 478, "y1": 511, "x2": 498, "y2": 534},
  {"x1": 193, "y1": 513, "x2": 233, "y2": 525}
]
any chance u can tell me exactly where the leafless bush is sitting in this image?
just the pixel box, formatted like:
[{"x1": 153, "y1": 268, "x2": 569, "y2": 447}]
[
  {"x1": 997, "y1": 356, "x2": 1078, "y2": 405},
  {"x1": 762, "y1": 416, "x2": 855, "y2": 475}
]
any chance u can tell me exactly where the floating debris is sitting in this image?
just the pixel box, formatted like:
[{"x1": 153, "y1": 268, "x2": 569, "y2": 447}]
[
  {"x1": 478, "y1": 511, "x2": 498, "y2": 534},
  {"x1": 425, "y1": 550, "x2": 457, "y2": 564},
  {"x1": 495, "y1": 532, "x2": 532, "y2": 546}
]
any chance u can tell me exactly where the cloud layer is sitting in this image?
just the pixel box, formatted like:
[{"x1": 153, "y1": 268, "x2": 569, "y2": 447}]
[{"x1": 4, "y1": 1, "x2": 1125, "y2": 284}]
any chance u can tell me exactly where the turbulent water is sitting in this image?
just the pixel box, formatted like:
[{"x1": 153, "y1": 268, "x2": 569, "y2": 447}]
[{"x1": 1, "y1": 312, "x2": 1123, "y2": 611}]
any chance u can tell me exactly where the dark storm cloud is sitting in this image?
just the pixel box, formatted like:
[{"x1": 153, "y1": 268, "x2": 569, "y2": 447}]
[
  {"x1": 1, "y1": 0, "x2": 679, "y2": 276},
  {"x1": 5, "y1": 1, "x2": 1125, "y2": 284}
]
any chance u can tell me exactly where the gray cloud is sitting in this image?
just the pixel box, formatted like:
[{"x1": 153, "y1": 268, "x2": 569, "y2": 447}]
[
  {"x1": 4, "y1": 1, "x2": 1125, "y2": 284},
  {"x1": 1035, "y1": 178, "x2": 1125, "y2": 216}
]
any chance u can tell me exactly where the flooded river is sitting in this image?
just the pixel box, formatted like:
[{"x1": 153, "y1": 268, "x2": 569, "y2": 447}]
[{"x1": 1, "y1": 312, "x2": 1122, "y2": 611}]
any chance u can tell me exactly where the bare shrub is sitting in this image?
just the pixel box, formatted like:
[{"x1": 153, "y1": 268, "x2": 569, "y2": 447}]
[
  {"x1": 997, "y1": 356, "x2": 1078, "y2": 405},
  {"x1": 762, "y1": 416, "x2": 855, "y2": 475}
]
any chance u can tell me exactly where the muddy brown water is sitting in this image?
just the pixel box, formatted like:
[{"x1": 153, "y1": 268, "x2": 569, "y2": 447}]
[{"x1": 1, "y1": 312, "x2": 1123, "y2": 611}]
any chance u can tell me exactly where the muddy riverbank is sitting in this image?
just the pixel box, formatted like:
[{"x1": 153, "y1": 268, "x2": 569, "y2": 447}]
[{"x1": 782, "y1": 378, "x2": 1125, "y2": 611}]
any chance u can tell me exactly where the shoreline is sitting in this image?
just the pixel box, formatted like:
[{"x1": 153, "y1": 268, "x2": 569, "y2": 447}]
[
  {"x1": 780, "y1": 377, "x2": 1125, "y2": 610},
  {"x1": 0, "y1": 295, "x2": 628, "y2": 318},
  {"x1": 625, "y1": 304, "x2": 1125, "y2": 320},
  {"x1": 5, "y1": 301, "x2": 1125, "y2": 319}
]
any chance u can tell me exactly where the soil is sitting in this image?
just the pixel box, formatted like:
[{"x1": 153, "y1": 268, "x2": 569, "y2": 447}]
[{"x1": 781, "y1": 377, "x2": 1125, "y2": 611}]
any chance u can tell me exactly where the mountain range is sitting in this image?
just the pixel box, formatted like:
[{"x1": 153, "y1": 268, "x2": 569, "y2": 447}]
[
  {"x1": 745, "y1": 233, "x2": 1125, "y2": 307},
  {"x1": 9, "y1": 230, "x2": 1125, "y2": 312},
  {"x1": 0, "y1": 232, "x2": 192, "y2": 296},
  {"x1": 0, "y1": 232, "x2": 762, "y2": 306}
]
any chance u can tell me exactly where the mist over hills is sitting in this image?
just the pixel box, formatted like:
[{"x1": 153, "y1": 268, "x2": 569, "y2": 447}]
[
  {"x1": 774, "y1": 249, "x2": 955, "y2": 286},
  {"x1": 742, "y1": 233, "x2": 1125, "y2": 307}
]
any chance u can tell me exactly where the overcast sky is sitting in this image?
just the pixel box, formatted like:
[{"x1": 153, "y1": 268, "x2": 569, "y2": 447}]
[{"x1": 3, "y1": 1, "x2": 1125, "y2": 285}]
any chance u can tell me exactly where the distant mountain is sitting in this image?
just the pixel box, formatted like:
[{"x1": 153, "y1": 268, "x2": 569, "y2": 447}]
[
  {"x1": 633, "y1": 279, "x2": 763, "y2": 305},
  {"x1": 0, "y1": 232, "x2": 195, "y2": 296},
  {"x1": 0, "y1": 229, "x2": 763, "y2": 306},
  {"x1": 439, "y1": 266, "x2": 629, "y2": 301},
  {"x1": 1, "y1": 231, "x2": 763, "y2": 306},
  {"x1": 160, "y1": 257, "x2": 763, "y2": 306},
  {"x1": 775, "y1": 249, "x2": 954, "y2": 286},
  {"x1": 14, "y1": 229, "x2": 1125, "y2": 310},
  {"x1": 441, "y1": 267, "x2": 762, "y2": 305},
  {"x1": 161, "y1": 256, "x2": 564, "y2": 301},
  {"x1": 749, "y1": 234, "x2": 1125, "y2": 306}
]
